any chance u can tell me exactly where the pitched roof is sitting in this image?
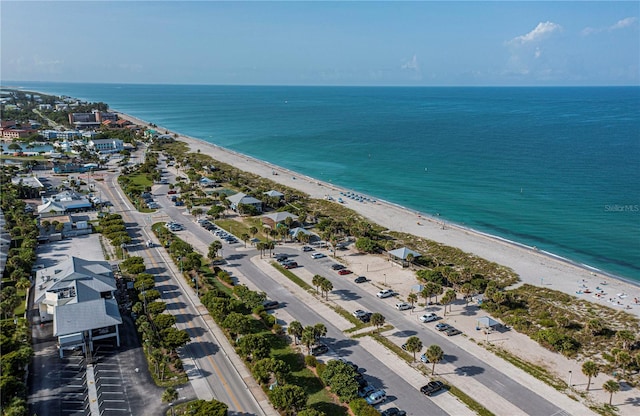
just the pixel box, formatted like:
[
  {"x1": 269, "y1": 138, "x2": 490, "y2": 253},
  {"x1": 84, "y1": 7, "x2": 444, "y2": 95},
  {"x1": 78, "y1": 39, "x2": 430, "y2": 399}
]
[
  {"x1": 387, "y1": 247, "x2": 421, "y2": 260},
  {"x1": 54, "y1": 298, "x2": 122, "y2": 336},
  {"x1": 263, "y1": 190, "x2": 284, "y2": 197},
  {"x1": 262, "y1": 212, "x2": 298, "y2": 223},
  {"x1": 227, "y1": 192, "x2": 262, "y2": 205}
]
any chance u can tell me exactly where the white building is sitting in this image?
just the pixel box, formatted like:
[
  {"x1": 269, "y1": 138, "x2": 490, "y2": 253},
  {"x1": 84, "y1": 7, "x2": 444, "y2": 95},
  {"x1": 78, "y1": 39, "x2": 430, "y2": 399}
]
[{"x1": 89, "y1": 138, "x2": 124, "y2": 153}]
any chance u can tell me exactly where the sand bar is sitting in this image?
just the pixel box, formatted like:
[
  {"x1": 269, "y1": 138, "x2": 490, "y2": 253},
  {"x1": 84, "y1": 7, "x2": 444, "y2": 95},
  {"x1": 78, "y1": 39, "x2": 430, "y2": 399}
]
[{"x1": 115, "y1": 110, "x2": 640, "y2": 319}]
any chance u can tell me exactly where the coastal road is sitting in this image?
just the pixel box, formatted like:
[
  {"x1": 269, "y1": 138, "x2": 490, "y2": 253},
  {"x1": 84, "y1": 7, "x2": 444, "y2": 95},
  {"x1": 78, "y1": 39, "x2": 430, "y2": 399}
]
[
  {"x1": 264, "y1": 246, "x2": 567, "y2": 416},
  {"x1": 152, "y1": 157, "x2": 566, "y2": 415},
  {"x1": 96, "y1": 160, "x2": 266, "y2": 415}
]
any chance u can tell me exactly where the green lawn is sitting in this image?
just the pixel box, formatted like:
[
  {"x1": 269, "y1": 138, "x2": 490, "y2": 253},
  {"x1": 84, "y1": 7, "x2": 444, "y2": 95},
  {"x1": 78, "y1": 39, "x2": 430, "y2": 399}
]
[{"x1": 129, "y1": 172, "x2": 153, "y2": 187}]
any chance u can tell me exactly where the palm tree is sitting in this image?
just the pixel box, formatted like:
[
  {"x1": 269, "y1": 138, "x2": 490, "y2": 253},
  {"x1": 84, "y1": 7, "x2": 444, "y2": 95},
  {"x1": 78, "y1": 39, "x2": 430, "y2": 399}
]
[
  {"x1": 162, "y1": 386, "x2": 178, "y2": 404},
  {"x1": 241, "y1": 233, "x2": 250, "y2": 248},
  {"x1": 442, "y1": 289, "x2": 456, "y2": 315},
  {"x1": 405, "y1": 336, "x2": 423, "y2": 362},
  {"x1": 249, "y1": 226, "x2": 259, "y2": 240},
  {"x1": 421, "y1": 282, "x2": 443, "y2": 305},
  {"x1": 582, "y1": 361, "x2": 599, "y2": 391},
  {"x1": 208, "y1": 240, "x2": 223, "y2": 262},
  {"x1": 407, "y1": 292, "x2": 418, "y2": 313},
  {"x1": 301, "y1": 326, "x2": 316, "y2": 355},
  {"x1": 603, "y1": 380, "x2": 620, "y2": 406},
  {"x1": 461, "y1": 283, "x2": 474, "y2": 305},
  {"x1": 426, "y1": 344, "x2": 444, "y2": 375},
  {"x1": 16, "y1": 277, "x2": 31, "y2": 292},
  {"x1": 288, "y1": 321, "x2": 303, "y2": 345},
  {"x1": 319, "y1": 278, "x2": 333, "y2": 300},
  {"x1": 311, "y1": 275, "x2": 323, "y2": 294},
  {"x1": 616, "y1": 351, "x2": 632, "y2": 377},
  {"x1": 370, "y1": 313, "x2": 385, "y2": 333},
  {"x1": 406, "y1": 253, "x2": 414, "y2": 269}
]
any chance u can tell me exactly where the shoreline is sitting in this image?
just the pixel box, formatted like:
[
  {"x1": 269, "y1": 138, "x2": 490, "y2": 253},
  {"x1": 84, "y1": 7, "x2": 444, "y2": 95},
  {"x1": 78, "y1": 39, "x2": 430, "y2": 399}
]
[
  {"x1": 112, "y1": 109, "x2": 638, "y2": 316},
  {"x1": 115, "y1": 110, "x2": 640, "y2": 284}
]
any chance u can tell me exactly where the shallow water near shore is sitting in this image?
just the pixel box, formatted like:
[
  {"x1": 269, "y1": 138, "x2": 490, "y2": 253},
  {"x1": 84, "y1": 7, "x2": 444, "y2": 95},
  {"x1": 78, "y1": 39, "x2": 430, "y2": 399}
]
[{"x1": 9, "y1": 82, "x2": 640, "y2": 281}]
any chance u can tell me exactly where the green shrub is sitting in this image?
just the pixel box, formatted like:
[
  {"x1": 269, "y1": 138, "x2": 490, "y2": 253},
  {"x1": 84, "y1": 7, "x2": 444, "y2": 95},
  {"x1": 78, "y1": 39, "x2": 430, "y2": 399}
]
[
  {"x1": 349, "y1": 398, "x2": 380, "y2": 416},
  {"x1": 315, "y1": 362, "x2": 326, "y2": 380},
  {"x1": 304, "y1": 355, "x2": 317, "y2": 368}
]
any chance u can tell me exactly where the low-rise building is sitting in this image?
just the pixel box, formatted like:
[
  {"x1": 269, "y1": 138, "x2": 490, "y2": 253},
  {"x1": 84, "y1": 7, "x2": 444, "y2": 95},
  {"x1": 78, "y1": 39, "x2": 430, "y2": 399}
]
[
  {"x1": 34, "y1": 256, "x2": 122, "y2": 357},
  {"x1": 89, "y1": 138, "x2": 124, "y2": 153}
]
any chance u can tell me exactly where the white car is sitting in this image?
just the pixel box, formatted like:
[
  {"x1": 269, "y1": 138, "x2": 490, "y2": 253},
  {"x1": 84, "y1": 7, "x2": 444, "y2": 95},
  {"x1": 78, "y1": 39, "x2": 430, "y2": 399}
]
[
  {"x1": 311, "y1": 252, "x2": 326, "y2": 259},
  {"x1": 353, "y1": 309, "x2": 368, "y2": 318},
  {"x1": 395, "y1": 302, "x2": 413, "y2": 311},
  {"x1": 420, "y1": 313, "x2": 439, "y2": 323},
  {"x1": 365, "y1": 389, "x2": 387, "y2": 405},
  {"x1": 376, "y1": 289, "x2": 394, "y2": 299}
]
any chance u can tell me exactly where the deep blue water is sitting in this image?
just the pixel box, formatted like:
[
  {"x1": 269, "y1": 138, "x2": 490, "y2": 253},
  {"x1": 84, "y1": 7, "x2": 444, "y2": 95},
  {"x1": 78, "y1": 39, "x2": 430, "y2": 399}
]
[{"x1": 7, "y1": 82, "x2": 640, "y2": 281}]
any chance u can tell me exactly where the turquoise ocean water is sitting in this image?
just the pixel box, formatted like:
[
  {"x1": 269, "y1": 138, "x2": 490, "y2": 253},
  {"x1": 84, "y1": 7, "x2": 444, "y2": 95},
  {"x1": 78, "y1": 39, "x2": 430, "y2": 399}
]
[{"x1": 8, "y1": 82, "x2": 640, "y2": 282}]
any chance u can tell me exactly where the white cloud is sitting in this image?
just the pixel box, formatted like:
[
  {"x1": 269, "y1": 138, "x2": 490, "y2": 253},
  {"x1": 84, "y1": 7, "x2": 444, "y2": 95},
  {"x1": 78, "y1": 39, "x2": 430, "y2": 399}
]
[
  {"x1": 401, "y1": 54, "x2": 419, "y2": 71},
  {"x1": 610, "y1": 17, "x2": 637, "y2": 30},
  {"x1": 582, "y1": 16, "x2": 637, "y2": 36},
  {"x1": 510, "y1": 21, "x2": 562, "y2": 45},
  {"x1": 534, "y1": 47, "x2": 541, "y2": 59}
]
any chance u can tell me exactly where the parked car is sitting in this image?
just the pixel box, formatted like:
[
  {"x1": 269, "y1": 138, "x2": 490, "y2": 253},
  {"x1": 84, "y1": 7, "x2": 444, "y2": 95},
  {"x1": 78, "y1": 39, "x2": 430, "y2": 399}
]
[
  {"x1": 395, "y1": 302, "x2": 413, "y2": 311},
  {"x1": 283, "y1": 262, "x2": 298, "y2": 269},
  {"x1": 353, "y1": 310, "x2": 368, "y2": 319},
  {"x1": 376, "y1": 289, "x2": 394, "y2": 298},
  {"x1": 302, "y1": 246, "x2": 314, "y2": 252},
  {"x1": 445, "y1": 327, "x2": 462, "y2": 336},
  {"x1": 354, "y1": 276, "x2": 368, "y2": 283},
  {"x1": 337, "y1": 269, "x2": 352, "y2": 275},
  {"x1": 358, "y1": 385, "x2": 376, "y2": 398},
  {"x1": 331, "y1": 264, "x2": 345, "y2": 270},
  {"x1": 420, "y1": 381, "x2": 445, "y2": 396},
  {"x1": 262, "y1": 300, "x2": 279, "y2": 310},
  {"x1": 175, "y1": 201, "x2": 185, "y2": 206},
  {"x1": 310, "y1": 344, "x2": 329, "y2": 356},
  {"x1": 435, "y1": 323, "x2": 451, "y2": 331},
  {"x1": 311, "y1": 253, "x2": 326, "y2": 259},
  {"x1": 365, "y1": 389, "x2": 387, "y2": 405},
  {"x1": 420, "y1": 353, "x2": 429, "y2": 363},
  {"x1": 167, "y1": 190, "x2": 177, "y2": 194},
  {"x1": 420, "y1": 313, "x2": 439, "y2": 323},
  {"x1": 381, "y1": 408, "x2": 407, "y2": 416},
  {"x1": 358, "y1": 312, "x2": 372, "y2": 323}
]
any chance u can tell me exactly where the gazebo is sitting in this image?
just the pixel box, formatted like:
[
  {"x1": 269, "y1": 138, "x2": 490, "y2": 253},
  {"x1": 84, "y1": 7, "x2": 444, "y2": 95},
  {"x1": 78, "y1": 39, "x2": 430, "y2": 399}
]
[{"x1": 387, "y1": 247, "x2": 421, "y2": 267}]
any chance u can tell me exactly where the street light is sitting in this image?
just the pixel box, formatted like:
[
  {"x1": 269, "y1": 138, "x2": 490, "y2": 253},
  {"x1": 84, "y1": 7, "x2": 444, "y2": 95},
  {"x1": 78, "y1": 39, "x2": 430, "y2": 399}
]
[
  {"x1": 568, "y1": 370, "x2": 573, "y2": 387},
  {"x1": 384, "y1": 273, "x2": 387, "y2": 285}
]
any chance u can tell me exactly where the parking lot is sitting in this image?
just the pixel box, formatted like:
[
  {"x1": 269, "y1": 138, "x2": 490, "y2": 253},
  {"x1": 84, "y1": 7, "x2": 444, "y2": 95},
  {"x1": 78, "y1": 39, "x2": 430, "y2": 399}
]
[{"x1": 94, "y1": 343, "x2": 132, "y2": 416}]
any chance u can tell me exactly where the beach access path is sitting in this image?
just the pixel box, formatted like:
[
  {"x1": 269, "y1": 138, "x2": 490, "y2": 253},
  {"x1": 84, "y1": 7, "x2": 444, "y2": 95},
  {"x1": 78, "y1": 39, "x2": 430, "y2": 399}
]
[{"x1": 116, "y1": 110, "x2": 640, "y2": 319}]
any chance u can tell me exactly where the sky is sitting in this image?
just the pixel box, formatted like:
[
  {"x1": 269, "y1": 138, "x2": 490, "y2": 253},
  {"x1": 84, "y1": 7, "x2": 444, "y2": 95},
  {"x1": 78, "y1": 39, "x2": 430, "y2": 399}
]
[{"x1": 1, "y1": 1, "x2": 639, "y2": 86}]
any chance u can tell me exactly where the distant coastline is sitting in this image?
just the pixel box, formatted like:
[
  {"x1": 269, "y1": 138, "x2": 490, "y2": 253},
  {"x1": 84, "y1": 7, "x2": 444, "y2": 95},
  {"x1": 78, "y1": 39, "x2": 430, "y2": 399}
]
[
  {"x1": 112, "y1": 108, "x2": 639, "y2": 295},
  {"x1": 12, "y1": 84, "x2": 640, "y2": 285}
]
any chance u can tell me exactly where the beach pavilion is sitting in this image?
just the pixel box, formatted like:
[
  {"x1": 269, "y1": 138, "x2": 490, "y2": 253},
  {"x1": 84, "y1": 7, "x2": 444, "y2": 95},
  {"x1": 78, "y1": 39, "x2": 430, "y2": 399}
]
[
  {"x1": 387, "y1": 247, "x2": 421, "y2": 267},
  {"x1": 261, "y1": 211, "x2": 298, "y2": 229}
]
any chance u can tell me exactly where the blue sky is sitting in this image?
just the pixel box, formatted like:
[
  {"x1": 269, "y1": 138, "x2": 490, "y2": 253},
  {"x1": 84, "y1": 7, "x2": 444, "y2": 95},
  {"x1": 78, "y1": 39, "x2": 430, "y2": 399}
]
[{"x1": 2, "y1": 1, "x2": 638, "y2": 86}]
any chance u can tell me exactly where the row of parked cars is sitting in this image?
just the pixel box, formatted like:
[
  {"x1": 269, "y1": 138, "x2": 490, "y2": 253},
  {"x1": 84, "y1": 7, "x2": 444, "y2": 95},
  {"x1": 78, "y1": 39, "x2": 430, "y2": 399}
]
[{"x1": 198, "y1": 219, "x2": 238, "y2": 244}]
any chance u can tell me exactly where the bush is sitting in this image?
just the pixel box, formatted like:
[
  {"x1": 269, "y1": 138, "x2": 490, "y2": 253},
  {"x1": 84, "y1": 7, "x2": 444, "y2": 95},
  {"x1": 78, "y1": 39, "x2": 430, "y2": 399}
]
[
  {"x1": 305, "y1": 355, "x2": 317, "y2": 368},
  {"x1": 349, "y1": 398, "x2": 380, "y2": 416},
  {"x1": 315, "y1": 362, "x2": 326, "y2": 380}
]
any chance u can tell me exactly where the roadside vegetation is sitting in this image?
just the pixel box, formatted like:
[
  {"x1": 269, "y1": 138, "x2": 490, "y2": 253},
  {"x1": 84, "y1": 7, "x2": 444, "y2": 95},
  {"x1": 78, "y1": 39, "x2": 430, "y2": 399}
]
[{"x1": 0, "y1": 169, "x2": 39, "y2": 416}]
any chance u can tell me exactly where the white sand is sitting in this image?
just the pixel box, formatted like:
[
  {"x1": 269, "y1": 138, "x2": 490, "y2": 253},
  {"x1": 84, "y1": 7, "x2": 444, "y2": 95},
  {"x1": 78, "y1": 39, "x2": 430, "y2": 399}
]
[{"x1": 118, "y1": 111, "x2": 640, "y2": 318}]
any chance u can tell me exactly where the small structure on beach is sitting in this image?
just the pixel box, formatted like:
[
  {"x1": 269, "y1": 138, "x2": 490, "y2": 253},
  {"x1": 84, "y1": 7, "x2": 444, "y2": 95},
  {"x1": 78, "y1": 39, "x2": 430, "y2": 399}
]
[
  {"x1": 264, "y1": 190, "x2": 284, "y2": 199},
  {"x1": 289, "y1": 227, "x2": 317, "y2": 242},
  {"x1": 387, "y1": 247, "x2": 421, "y2": 267},
  {"x1": 261, "y1": 211, "x2": 298, "y2": 229}
]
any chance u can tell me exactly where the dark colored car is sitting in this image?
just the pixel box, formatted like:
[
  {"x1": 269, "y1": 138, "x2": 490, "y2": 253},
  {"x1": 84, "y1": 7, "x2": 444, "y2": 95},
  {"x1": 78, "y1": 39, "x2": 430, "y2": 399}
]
[
  {"x1": 167, "y1": 190, "x2": 177, "y2": 194},
  {"x1": 338, "y1": 269, "x2": 352, "y2": 275},
  {"x1": 358, "y1": 312, "x2": 372, "y2": 323},
  {"x1": 311, "y1": 344, "x2": 329, "y2": 356},
  {"x1": 175, "y1": 201, "x2": 185, "y2": 206},
  {"x1": 381, "y1": 408, "x2": 407, "y2": 416},
  {"x1": 262, "y1": 300, "x2": 279, "y2": 310},
  {"x1": 283, "y1": 262, "x2": 298, "y2": 269},
  {"x1": 420, "y1": 380, "x2": 445, "y2": 396},
  {"x1": 354, "y1": 276, "x2": 368, "y2": 283},
  {"x1": 331, "y1": 264, "x2": 345, "y2": 270},
  {"x1": 302, "y1": 246, "x2": 314, "y2": 252}
]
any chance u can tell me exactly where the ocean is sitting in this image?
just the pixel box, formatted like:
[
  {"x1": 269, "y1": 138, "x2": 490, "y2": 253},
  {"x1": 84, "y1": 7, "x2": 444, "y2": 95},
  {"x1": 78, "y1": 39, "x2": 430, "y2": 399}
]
[{"x1": 7, "y1": 82, "x2": 640, "y2": 282}]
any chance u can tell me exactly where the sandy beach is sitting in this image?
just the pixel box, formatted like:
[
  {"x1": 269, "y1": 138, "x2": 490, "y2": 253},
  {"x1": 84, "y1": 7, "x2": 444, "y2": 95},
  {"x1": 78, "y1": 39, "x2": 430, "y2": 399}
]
[{"x1": 117, "y1": 111, "x2": 640, "y2": 319}]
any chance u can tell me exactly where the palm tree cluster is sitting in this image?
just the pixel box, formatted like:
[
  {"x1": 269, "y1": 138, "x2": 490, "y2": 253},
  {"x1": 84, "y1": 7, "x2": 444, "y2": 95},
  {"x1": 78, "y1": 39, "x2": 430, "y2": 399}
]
[{"x1": 311, "y1": 274, "x2": 333, "y2": 300}]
